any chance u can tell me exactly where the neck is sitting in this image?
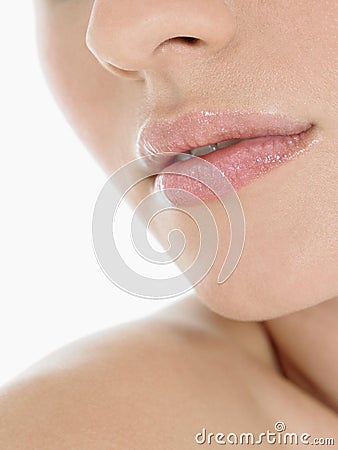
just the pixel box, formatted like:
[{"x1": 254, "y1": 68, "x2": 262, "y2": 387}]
[
  {"x1": 265, "y1": 297, "x2": 338, "y2": 413},
  {"x1": 159, "y1": 295, "x2": 281, "y2": 373},
  {"x1": 161, "y1": 295, "x2": 338, "y2": 414}
]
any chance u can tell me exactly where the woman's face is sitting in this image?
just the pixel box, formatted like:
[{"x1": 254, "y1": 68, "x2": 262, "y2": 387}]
[{"x1": 34, "y1": 0, "x2": 337, "y2": 320}]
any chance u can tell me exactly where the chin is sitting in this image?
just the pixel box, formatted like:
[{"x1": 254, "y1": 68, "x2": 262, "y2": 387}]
[
  {"x1": 195, "y1": 282, "x2": 323, "y2": 322},
  {"x1": 192, "y1": 256, "x2": 337, "y2": 321}
]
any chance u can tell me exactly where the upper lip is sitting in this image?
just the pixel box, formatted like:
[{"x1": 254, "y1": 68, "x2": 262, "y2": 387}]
[{"x1": 137, "y1": 111, "x2": 312, "y2": 169}]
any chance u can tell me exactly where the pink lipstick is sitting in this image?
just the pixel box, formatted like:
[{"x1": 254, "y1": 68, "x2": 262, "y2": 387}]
[{"x1": 137, "y1": 112, "x2": 317, "y2": 204}]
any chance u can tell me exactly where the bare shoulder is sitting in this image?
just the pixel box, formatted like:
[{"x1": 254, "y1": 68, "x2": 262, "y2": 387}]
[
  {"x1": 0, "y1": 308, "x2": 236, "y2": 450},
  {"x1": 3, "y1": 301, "x2": 333, "y2": 449}
]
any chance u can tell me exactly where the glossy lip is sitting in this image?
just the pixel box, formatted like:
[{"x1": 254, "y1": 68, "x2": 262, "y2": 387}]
[{"x1": 137, "y1": 111, "x2": 317, "y2": 204}]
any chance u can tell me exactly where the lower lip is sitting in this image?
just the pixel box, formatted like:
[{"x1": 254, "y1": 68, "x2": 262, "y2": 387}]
[{"x1": 155, "y1": 127, "x2": 317, "y2": 205}]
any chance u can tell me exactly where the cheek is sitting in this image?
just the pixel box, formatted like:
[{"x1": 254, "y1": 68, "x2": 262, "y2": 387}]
[{"x1": 36, "y1": 5, "x2": 146, "y2": 173}]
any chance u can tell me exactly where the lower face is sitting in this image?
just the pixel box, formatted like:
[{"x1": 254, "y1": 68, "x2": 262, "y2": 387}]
[{"x1": 34, "y1": 0, "x2": 337, "y2": 320}]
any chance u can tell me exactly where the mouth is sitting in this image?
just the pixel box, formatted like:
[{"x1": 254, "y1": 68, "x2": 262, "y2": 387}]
[
  {"x1": 173, "y1": 137, "x2": 253, "y2": 160},
  {"x1": 137, "y1": 111, "x2": 317, "y2": 204}
]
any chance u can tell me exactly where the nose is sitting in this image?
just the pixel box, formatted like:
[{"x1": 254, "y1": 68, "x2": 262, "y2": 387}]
[{"x1": 86, "y1": 0, "x2": 236, "y2": 79}]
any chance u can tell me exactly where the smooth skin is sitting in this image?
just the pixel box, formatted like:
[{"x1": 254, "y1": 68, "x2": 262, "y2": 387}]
[
  {"x1": 0, "y1": 1, "x2": 337, "y2": 448},
  {"x1": 1, "y1": 298, "x2": 337, "y2": 448}
]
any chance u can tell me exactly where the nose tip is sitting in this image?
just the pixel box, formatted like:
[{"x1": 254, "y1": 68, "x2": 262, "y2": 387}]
[{"x1": 86, "y1": 0, "x2": 236, "y2": 78}]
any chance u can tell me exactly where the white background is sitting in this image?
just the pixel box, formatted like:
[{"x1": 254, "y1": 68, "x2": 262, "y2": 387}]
[{"x1": 0, "y1": 3, "x2": 175, "y2": 386}]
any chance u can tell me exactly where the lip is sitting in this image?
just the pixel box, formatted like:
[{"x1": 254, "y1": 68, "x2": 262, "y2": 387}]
[{"x1": 137, "y1": 111, "x2": 317, "y2": 204}]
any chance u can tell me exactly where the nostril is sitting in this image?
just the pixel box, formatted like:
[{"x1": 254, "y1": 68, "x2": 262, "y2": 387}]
[
  {"x1": 167, "y1": 36, "x2": 201, "y2": 46},
  {"x1": 177, "y1": 36, "x2": 200, "y2": 44},
  {"x1": 157, "y1": 36, "x2": 203, "y2": 53}
]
